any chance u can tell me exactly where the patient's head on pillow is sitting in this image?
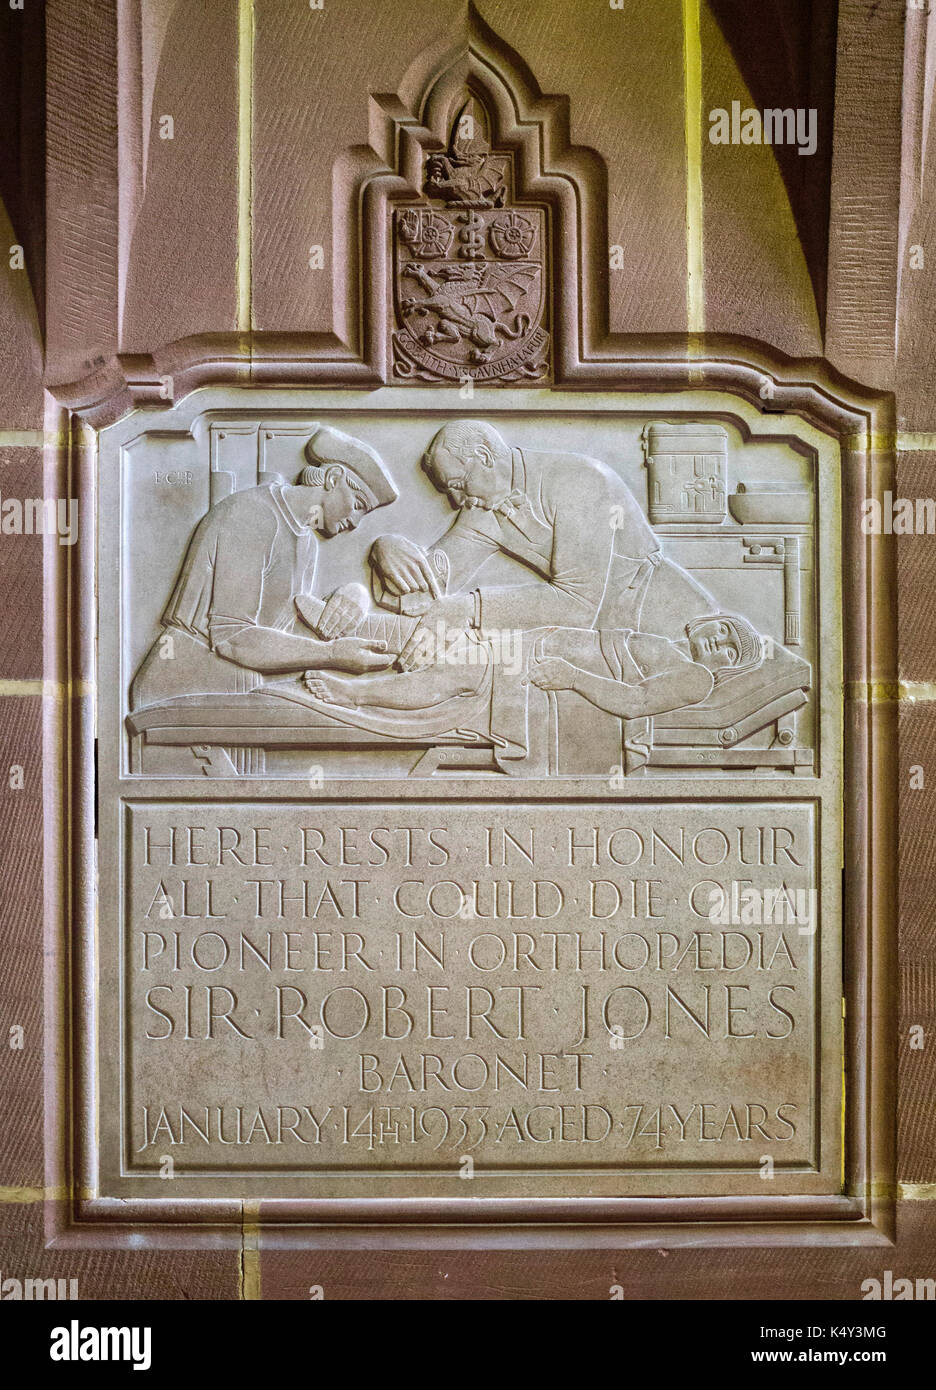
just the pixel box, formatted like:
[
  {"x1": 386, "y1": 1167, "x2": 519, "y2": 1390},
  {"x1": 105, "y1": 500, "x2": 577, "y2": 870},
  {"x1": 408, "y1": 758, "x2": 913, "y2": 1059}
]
[{"x1": 685, "y1": 614, "x2": 764, "y2": 683}]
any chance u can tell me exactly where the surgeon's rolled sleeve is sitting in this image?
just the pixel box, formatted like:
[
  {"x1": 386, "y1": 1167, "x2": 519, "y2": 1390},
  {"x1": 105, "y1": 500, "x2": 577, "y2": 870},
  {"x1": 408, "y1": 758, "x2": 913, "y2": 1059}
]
[{"x1": 206, "y1": 520, "x2": 273, "y2": 658}]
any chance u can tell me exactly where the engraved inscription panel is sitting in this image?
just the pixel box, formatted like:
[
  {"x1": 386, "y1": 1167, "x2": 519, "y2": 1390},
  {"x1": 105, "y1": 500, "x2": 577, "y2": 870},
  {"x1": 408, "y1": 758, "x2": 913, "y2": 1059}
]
[
  {"x1": 127, "y1": 801, "x2": 816, "y2": 1178},
  {"x1": 94, "y1": 386, "x2": 843, "y2": 1206}
]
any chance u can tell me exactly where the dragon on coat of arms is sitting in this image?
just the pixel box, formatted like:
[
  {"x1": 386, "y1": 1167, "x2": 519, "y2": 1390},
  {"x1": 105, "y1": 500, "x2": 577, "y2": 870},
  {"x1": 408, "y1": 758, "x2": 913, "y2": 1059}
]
[{"x1": 400, "y1": 260, "x2": 540, "y2": 362}]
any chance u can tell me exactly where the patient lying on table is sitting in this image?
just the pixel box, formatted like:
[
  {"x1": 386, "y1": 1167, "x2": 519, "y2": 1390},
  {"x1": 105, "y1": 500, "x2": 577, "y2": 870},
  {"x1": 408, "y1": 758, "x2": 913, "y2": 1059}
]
[
  {"x1": 286, "y1": 612, "x2": 764, "y2": 726},
  {"x1": 526, "y1": 615, "x2": 765, "y2": 717}
]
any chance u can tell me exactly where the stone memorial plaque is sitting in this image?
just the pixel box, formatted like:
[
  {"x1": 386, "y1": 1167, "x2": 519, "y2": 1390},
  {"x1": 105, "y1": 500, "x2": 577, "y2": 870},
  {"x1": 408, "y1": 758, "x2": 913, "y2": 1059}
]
[
  {"x1": 84, "y1": 386, "x2": 853, "y2": 1213},
  {"x1": 53, "y1": 54, "x2": 893, "y2": 1245}
]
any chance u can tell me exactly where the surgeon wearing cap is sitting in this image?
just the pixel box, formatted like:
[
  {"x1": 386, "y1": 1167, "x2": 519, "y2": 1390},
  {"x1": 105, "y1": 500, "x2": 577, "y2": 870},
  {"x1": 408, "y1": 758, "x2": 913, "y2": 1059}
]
[{"x1": 131, "y1": 426, "x2": 398, "y2": 709}]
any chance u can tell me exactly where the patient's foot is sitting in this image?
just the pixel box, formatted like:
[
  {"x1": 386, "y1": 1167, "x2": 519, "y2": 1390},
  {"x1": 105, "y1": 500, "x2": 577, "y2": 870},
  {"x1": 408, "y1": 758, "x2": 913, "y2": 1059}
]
[
  {"x1": 302, "y1": 662, "x2": 486, "y2": 713},
  {"x1": 303, "y1": 672, "x2": 359, "y2": 707}
]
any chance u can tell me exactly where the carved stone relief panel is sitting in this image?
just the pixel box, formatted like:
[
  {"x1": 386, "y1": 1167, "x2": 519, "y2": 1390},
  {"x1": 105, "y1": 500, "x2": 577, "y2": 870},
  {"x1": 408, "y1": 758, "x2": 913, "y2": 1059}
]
[
  {"x1": 85, "y1": 384, "x2": 848, "y2": 1211},
  {"x1": 114, "y1": 396, "x2": 821, "y2": 785}
]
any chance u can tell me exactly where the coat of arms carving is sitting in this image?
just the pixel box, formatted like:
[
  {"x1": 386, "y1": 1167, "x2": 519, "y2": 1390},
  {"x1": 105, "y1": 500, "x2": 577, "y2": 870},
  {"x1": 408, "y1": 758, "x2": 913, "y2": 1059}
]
[{"x1": 392, "y1": 98, "x2": 549, "y2": 384}]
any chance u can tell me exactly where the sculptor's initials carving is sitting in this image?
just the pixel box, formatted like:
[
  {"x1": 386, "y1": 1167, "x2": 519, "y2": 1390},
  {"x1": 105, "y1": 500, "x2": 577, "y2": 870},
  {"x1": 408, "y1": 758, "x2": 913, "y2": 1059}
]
[{"x1": 393, "y1": 98, "x2": 549, "y2": 384}]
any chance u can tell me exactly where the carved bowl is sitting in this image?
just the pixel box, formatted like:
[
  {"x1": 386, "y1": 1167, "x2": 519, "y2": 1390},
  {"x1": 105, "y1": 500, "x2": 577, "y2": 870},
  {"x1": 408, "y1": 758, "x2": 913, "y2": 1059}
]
[{"x1": 728, "y1": 487, "x2": 812, "y2": 524}]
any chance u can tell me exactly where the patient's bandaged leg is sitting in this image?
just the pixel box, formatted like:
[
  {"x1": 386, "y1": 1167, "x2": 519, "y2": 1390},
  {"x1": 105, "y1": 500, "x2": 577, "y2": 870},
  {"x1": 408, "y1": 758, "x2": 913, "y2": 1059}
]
[
  {"x1": 260, "y1": 632, "x2": 494, "y2": 741},
  {"x1": 355, "y1": 613, "x2": 420, "y2": 651},
  {"x1": 307, "y1": 660, "x2": 487, "y2": 711}
]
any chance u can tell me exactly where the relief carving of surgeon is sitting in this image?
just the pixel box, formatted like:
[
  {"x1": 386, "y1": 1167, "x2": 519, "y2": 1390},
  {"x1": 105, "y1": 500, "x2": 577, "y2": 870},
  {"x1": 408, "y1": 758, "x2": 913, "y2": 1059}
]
[
  {"x1": 131, "y1": 427, "x2": 397, "y2": 709},
  {"x1": 368, "y1": 420, "x2": 719, "y2": 667}
]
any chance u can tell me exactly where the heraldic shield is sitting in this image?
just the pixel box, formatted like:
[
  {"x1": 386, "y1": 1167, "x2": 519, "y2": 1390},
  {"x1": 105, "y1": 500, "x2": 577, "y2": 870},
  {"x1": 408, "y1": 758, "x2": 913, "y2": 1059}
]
[{"x1": 392, "y1": 99, "x2": 550, "y2": 384}]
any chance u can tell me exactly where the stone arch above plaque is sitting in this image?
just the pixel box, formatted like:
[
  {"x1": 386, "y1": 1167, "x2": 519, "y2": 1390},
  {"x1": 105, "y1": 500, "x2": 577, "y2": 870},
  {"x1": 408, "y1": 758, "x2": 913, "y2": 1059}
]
[
  {"x1": 52, "y1": 5, "x2": 611, "y2": 424},
  {"x1": 338, "y1": 3, "x2": 607, "y2": 388},
  {"x1": 37, "y1": 4, "x2": 896, "y2": 1258}
]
